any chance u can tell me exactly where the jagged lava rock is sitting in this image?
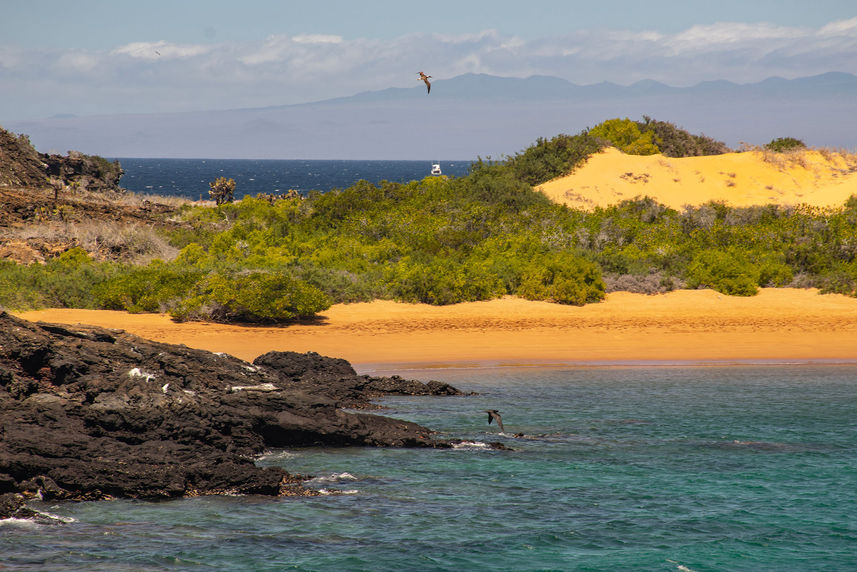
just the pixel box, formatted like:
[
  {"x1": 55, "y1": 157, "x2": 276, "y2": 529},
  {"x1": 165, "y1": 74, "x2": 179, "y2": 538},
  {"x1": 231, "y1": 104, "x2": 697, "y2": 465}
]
[{"x1": 0, "y1": 312, "x2": 464, "y2": 514}]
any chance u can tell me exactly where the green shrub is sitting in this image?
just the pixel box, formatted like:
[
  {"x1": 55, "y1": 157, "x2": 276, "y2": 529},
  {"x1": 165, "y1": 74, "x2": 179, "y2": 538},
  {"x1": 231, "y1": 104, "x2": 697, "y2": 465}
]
[
  {"x1": 757, "y1": 258, "x2": 794, "y2": 287},
  {"x1": 95, "y1": 261, "x2": 205, "y2": 313},
  {"x1": 765, "y1": 137, "x2": 806, "y2": 152},
  {"x1": 458, "y1": 161, "x2": 549, "y2": 210},
  {"x1": 517, "y1": 253, "x2": 605, "y2": 305},
  {"x1": 170, "y1": 271, "x2": 330, "y2": 323},
  {"x1": 686, "y1": 249, "x2": 759, "y2": 296},
  {"x1": 816, "y1": 262, "x2": 857, "y2": 296},
  {"x1": 504, "y1": 131, "x2": 606, "y2": 185},
  {"x1": 637, "y1": 117, "x2": 730, "y2": 157},
  {"x1": 588, "y1": 118, "x2": 660, "y2": 156},
  {"x1": 387, "y1": 257, "x2": 505, "y2": 305},
  {"x1": 0, "y1": 248, "x2": 118, "y2": 310}
]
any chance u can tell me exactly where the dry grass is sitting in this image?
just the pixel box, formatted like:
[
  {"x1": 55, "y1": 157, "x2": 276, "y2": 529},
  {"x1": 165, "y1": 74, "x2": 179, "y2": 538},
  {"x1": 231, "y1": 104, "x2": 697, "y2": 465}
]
[
  {"x1": 1, "y1": 220, "x2": 179, "y2": 264},
  {"x1": 17, "y1": 185, "x2": 191, "y2": 209},
  {"x1": 0, "y1": 185, "x2": 194, "y2": 264},
  {"x1": 757, "y1": 146, "x2": 857, "y2": 174}
]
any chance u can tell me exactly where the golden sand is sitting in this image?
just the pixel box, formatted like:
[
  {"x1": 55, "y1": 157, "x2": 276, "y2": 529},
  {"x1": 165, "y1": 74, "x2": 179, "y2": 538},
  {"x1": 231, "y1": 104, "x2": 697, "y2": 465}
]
[
  {"x1": 537, "y1": 147, "x2": 857, "y2": 210},
  {"x1": 14, "y1": 289, "x2": 857, "y2": 371}
]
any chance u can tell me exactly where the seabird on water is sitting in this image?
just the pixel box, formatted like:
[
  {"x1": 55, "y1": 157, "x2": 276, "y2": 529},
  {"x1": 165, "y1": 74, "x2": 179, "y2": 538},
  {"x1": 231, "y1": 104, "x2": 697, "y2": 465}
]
[
  {"x1": 418, "y1": 71, "x2": 432, "y2": 94},
  {"x1": 485, "y1": 409, "x2": 505, "y2": 433}
]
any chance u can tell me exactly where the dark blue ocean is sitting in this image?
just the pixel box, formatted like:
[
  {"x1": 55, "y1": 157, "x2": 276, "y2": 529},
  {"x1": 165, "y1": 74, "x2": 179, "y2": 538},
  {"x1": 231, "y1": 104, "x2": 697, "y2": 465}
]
[
  {"x1": 112, "y1": 158, "x2": 472, "y2": 200},
  {"x1": 3, "y1": 365, "x2": 857, "y2": 570}
]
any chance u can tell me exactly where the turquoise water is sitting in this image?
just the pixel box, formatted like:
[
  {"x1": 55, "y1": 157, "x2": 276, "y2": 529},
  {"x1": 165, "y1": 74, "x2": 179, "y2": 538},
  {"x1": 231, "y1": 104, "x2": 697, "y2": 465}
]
[{"x1": 3, "y1": 365, "x2": 857, "y2": 570}]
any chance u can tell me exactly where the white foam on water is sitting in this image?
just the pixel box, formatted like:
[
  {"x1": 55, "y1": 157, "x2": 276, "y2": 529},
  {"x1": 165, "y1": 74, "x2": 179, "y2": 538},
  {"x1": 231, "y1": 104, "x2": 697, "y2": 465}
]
[
  {"x1": 309, "y1": 472, "x2": 358, "y2": 484},
  {"x1": 256, "y1": 449, "x2": 298, "y2": 461},
  {"x1": 34, "y1": 510, "x2": 77, "y2": 524},
  {"x1": 317, "y1": 488, "x2": 359, "y2": 496},
  {"x1": 452, "y1": 441, "x2": 491, "y2": 450},
  {"x1": 667, "y1": 559, "x2": 698, "y2": 572},
  {"x1": 0, "y1": 510, "x2": 76, "y2": 527},
  {"x1": 0, "y1": 517, "x2": 42, "y2": 528}
]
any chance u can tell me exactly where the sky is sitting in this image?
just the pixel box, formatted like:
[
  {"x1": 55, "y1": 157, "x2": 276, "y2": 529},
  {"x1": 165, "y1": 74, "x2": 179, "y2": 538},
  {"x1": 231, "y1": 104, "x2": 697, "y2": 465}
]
[{"x1": 1, "y1": 0, "x2": 856, "y2": 121}]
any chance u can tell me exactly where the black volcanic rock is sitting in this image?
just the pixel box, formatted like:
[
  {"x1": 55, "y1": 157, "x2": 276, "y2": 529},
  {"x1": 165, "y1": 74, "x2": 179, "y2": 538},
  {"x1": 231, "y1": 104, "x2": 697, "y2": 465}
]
[
  {"x1": 253, "y1": 350, "x2": 466, "y2": 407},
  {"x1": 0, "y1": 312, "x2": 465, "y2": 516}
]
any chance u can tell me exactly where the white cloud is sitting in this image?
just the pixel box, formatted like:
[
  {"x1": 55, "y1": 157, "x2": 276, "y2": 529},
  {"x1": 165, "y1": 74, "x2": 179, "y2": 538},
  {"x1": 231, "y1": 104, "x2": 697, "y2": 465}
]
[
  {"x1": 2, "y1": 18, "x2": 857, "y2": 120},
  {"x1": 111, "y1": 40, "x2": 212, "y2": 61},
  {"x1": 819, "y1": 17, "x2": 857, "y2": 36},
  {"x1": 670, "y1": 22, "x2": 802, "y2": 48},
  {"x1": 292, "y1": 34, "x2": 343, "y2": 45},
  {"x1": 54, "y1": 52, "x2": 100, "y2": 73}
]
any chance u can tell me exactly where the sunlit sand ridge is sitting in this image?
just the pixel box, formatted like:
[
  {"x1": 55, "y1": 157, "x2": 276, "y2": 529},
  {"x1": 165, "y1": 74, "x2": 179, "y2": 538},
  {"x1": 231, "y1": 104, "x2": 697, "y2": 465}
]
[{"x1": 537, "y1": 147, "x2": 857, "y2": 210}]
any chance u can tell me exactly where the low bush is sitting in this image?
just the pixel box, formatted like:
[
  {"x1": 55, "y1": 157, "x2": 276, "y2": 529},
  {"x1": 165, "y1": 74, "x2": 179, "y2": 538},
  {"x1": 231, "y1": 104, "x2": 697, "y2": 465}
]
[
  {"x1": 171, "y1": 271, "x2": 331, "y2": 323},
  {"x1": 0, "y1": 248, "x2": 117, "y2": 309},
  {"x1": 686, "y1": 249, "x2": 760, "y2": 296},
  {"x1": 95, "y1": 261, "x2": 204, "y2": 313},
  {"x1": 588, "y1": 118, "x2": 660, "y2": 156},
  {"x1": 387, "y1": 257, "x2": 505, "y2": 306},
  {"x1": 504, "y1": 131, "x2": 606, "y2": 185},
  {"x1": 517, "y1": 253, "x2": 605, "y2": 305},
  {"x1": 765, "y1": 137, "x2": 806, "y2": 152},
  {"x1": 637, "y1": 117, "x2": 730, "y2": 157}
]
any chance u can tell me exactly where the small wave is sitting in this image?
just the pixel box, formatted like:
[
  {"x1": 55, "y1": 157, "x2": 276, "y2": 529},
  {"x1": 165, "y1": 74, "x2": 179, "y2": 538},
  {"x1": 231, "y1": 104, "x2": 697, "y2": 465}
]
[
  {"x1": 309, "y1": 472, "x2": 358, "y2": 484},
  {"x1": 706, "y1": 440, "x2": 798, "y2": 452},
  {"x1": 317, "y1": 488, "x2": 359, "y2": 496},
  {"x1": 666, "y1": 560, "x2": 698, "y2": 572},
  {"x1": 0, "y1": 510, "x2": 76, "y2": 527},
  {"x1": 33, "y1": 510, "x2": 77, "y2": 524},
  {"x1": 452, "y1": 441, "x2": 492, "y2": 450},
  {"x1": 0, "y1": 517, "x2": 42, "y2": 528},
  {"x1": 256, "y1": 450, "x2": 298, "y2": 461}
]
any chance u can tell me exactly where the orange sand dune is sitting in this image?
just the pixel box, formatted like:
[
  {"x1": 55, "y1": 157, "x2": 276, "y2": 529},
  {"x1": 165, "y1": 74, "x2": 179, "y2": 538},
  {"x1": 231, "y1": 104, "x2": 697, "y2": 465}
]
[
  {"x1": 537, "y1": 147, "x2": 857, "y2": 210},
  {"x1": 14, "y1": 289, "x2": 857, "y2": 372}
]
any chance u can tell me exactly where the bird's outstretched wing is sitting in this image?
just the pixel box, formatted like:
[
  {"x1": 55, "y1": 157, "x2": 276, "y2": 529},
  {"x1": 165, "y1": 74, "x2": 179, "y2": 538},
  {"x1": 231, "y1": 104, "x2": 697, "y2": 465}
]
[
  {"x1": 418, "y1": 72, "x2": 432, "y2": 94},
  {"x1": 486, "y1": 410, "x2": 505, "y2": 432}
]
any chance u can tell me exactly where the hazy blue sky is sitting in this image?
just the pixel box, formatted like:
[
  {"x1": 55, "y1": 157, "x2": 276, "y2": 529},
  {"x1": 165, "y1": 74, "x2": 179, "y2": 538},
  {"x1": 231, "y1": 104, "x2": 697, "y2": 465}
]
[{"x1": 2, "y1": 0, "x2": 856, "y2": 120}]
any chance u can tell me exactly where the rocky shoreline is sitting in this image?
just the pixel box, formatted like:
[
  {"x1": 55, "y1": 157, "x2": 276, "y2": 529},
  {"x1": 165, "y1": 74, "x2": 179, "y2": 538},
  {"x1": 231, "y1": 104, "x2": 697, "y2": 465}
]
[{"x1": 0, "y1": 312, "x2": 473, "y2": 519}]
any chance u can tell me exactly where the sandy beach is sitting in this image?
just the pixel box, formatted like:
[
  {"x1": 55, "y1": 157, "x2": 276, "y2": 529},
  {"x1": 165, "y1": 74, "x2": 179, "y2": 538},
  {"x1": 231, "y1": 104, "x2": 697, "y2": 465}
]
[{"x1": 14, "y1": 288, "x2": 857, "y2": 371}]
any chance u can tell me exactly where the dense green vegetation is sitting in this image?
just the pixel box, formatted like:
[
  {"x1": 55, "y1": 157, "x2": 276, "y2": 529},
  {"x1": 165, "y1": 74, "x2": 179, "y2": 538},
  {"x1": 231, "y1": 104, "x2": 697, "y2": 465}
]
[
  {"x1": 3, "y1": 118, "x2": 857, "y2": 322},
  {"x1": 765, "y1": 137, "x2": 807, "y2": 152},
  {"x1": 584, "y1": 117, "x2": 730, "y2": 159}
]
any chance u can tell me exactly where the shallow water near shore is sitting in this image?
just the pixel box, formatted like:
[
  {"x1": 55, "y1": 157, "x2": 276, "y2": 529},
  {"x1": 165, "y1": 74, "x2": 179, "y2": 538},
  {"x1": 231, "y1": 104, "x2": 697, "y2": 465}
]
[{"x1": 4, "y1": 365, "x2": 857, "y2": 570}]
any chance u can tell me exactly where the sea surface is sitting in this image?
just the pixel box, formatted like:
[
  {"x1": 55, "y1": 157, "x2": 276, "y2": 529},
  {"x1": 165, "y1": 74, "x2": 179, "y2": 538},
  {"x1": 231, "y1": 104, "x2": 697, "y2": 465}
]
[
  {"x1": 3, "y1": 365, "x2": 856, "y2": 571},
  {"x1": 112, "y1": 159, "x2": 472, "y2": 200}
]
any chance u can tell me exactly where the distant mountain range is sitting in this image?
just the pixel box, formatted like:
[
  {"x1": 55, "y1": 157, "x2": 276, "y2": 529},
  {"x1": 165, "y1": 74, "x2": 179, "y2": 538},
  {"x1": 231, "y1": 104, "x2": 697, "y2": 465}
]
[{"x1": 4, "y1": 72, "x2": 856, "y2": 160}]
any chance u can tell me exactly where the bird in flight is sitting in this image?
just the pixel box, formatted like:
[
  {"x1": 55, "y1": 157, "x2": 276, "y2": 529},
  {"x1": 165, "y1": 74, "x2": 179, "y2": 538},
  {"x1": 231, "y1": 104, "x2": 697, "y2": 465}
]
[
  {"x1": 484, "y1": 409, "x2": 505, "y2": 433},
  {"x1": 418, "y1": 71, "x2": 432, "y2": 94}
]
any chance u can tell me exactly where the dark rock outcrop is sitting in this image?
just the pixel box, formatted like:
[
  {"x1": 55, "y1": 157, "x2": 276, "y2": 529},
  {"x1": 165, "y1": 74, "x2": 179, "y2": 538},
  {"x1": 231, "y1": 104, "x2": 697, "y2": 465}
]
[
  {"x1": 253, "y1": 350, "x2": 466, "y2": 408},
  {"x1": 0, "y1": 312, "x2": 466, "y2": 516},
  {"x1": 43, "y1": 150, "x2": 123, "y2": 193},
  {"x1": 0, "y1": 129, "x2": 47, "y2": 188},
  {"x1": 0, "y1": 125, "x2": 122, "y2": 192}
]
